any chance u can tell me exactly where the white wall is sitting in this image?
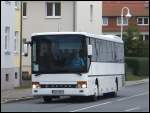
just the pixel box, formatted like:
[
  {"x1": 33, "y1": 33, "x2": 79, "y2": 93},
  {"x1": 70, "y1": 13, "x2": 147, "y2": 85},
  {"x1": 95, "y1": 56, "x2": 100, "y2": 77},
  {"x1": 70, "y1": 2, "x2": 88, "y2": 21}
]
[
  {"x1": 1, "y1": 1, "x2": 15, "y2": 69},
  {"x1": 1, "y1": 1, "x2": 18, "y2": 90},
  {"x1": 22, "y1": 1, "x2": 74, "y2": 41},
  {"x1": 76, "y1": 1, "x2": 102, "y2": 35}
]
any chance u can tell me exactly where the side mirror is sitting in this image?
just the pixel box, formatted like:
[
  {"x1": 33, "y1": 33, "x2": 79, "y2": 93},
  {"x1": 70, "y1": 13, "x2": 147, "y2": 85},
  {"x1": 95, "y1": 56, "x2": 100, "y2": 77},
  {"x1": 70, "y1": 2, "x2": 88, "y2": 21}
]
[
  {"x1": 88, "y1": 44, "x2": 92, "y2": 56},
  {"x1": 23, "y1": 41, "x2": 31, "y2": 57},
  {"x1": 24, "y1": 44, "x2": 28, "y2": 57}
]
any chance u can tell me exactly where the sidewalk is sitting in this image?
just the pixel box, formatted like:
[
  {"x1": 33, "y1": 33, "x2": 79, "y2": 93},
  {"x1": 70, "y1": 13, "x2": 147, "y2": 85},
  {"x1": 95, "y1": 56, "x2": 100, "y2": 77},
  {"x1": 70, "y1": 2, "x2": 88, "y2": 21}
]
[
  {"x1": 1, "y1": 88, "x2": 33, "y2": 103},
  {"x1": 1, "y1": 78, "x2": 149, "y2": 103}
]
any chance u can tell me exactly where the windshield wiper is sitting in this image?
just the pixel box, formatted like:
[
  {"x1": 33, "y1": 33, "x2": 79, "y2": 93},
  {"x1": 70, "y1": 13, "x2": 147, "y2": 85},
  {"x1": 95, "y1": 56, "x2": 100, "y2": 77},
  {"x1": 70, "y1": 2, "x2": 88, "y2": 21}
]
[
  {"x1": 77, "y1": 73, "x2": 82, "y2": 76},
  {"x1": 35, "y1": 74, "x2": 41, "y2": 76}
]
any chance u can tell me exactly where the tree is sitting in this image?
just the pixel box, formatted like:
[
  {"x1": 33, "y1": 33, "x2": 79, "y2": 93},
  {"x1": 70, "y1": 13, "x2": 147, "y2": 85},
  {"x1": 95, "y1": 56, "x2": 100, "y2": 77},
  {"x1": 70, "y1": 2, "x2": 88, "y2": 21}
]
[{"x1": 123, "y1": 25, "x2": 149, "y2": 57}]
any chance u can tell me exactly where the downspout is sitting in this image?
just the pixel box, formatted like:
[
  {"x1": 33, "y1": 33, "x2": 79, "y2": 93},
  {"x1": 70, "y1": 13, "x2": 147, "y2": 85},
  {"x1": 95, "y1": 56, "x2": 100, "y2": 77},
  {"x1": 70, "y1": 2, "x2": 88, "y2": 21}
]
[
  {"x1": 19, "y1": 1, "x2": 22, "y2": 86},
  {"x1": 73, "y1": 1, "x2": 76, "y2": 32}
]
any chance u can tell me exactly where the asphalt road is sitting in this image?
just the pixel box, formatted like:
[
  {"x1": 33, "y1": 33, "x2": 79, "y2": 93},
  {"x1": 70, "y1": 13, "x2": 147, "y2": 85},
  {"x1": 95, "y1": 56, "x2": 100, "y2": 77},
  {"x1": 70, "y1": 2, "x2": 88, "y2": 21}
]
[{"x1": 1, "y1": 83, "x2": 149, "y2": 112}]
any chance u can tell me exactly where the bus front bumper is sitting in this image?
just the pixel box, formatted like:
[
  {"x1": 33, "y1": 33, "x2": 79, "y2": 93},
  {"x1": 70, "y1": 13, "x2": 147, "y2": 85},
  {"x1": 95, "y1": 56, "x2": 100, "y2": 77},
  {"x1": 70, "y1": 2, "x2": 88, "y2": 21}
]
[{"x1": 32, "y1": 88, "x2": 93, "y2": 96}]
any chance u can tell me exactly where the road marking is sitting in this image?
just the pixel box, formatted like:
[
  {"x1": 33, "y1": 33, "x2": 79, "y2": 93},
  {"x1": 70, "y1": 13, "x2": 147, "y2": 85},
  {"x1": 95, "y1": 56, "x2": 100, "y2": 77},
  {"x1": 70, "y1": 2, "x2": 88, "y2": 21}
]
[
  {"x1": 124, "y1": 107, "x2": 140, "y2": 112},
  {"x1": 117, "y1": 92, "x2": 149, "y2": 101},
  {"x1": 69, "y1": 101, "x2": 112, "y2": 112},
  {"x1": 69, "y1": 92, "x2": 148, "y2": 112}
]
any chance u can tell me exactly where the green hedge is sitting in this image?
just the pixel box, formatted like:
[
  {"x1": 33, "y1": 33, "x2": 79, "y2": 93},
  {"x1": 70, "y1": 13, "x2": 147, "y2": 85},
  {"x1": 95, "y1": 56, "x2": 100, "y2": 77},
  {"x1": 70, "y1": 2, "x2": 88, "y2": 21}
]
[{"x1": 125, "y1": 57, "x2": 149, "y2": 76}]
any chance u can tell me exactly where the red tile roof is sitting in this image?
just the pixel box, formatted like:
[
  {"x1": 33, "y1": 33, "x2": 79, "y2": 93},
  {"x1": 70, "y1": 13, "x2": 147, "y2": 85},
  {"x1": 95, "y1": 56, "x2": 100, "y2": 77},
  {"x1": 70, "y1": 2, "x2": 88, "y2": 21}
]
[{"x1": 103, "y1": 1, "x2": 149, "y2": 16}]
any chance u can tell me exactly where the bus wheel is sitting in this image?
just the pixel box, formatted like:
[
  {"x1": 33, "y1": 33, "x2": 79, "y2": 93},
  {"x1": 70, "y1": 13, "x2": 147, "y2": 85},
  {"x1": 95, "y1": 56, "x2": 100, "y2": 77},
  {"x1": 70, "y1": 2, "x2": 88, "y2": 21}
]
[
  {"x1": 112, "y1": 92, "x2": 117, "y2": 97},
  {"x1": 110, "y1": 91, "x2": 117, "y2": 97},
  {"x1": 43, "y1": 96, "x2": 52, "y2": 103}
]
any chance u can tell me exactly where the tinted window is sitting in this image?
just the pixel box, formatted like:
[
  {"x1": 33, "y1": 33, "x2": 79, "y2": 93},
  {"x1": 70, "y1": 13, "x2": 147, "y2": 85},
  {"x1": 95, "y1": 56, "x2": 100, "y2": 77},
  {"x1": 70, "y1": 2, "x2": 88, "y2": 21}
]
[
  {"x1": 89, "y1": 38, "x2": 124, "y2": 63},
  {"x1": 32, "y1": 35, "x2": 87, "y2": 74}
]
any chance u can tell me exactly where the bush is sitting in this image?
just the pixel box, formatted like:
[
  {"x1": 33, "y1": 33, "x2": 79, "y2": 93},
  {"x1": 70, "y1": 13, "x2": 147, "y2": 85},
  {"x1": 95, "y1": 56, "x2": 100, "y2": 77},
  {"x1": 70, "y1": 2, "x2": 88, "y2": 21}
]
[
  {"x1": 126, "y1": 74, "x2": 147, "y2": 81},
  {"x1": 123, "y1": 25, "x2": 149, "y2": 57},
  {"x1": 125, "y1": 57, "x2": 149, "y2": 76}
]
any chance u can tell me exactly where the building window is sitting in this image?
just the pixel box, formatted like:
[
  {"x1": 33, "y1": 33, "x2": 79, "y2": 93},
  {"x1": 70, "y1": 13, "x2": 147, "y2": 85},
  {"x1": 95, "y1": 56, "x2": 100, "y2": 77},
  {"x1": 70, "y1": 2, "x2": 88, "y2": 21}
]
[
  {"x1": 90, "y1": 4, "x2": 93, "y2": 22},
  {"x1": 14, "y1": 31, "x2": 19, "y2": 52},
  {"x1": 117, "y1": 17, "x2": 128, "y2": 26},
  {"x1": 137, "y1": 17, "x2": 149, "y2": 25},
  {"x1": 137, "y1": 18, "x2": 143, "y2": 24},
  {"x1": 139, "y1": 34, "x2": 149, "y2": 41},
  {"x1": 5, "y1": 74, "x2": 9, "y2": 81},
  {"x1": 102, "y1": 17, "x2": 108, "y2": 26},
  {"x1": 139, "y1": 35, "x2": 144, "y2": 41},
  {"x1": 14, "y1": 32, "x2": 17, "y2": 52},
  {"x1": 145, "y1": 35, "x2": 149, "y2": 40},
  {"x1": 46, "y1": 2, "x2": 61, "y2": 17},
  {"x1": 14, "y1": 38, "x2": 17, "y2": 52},
  {"x1": 47, "y1": 2, "x2": 53, "y2": 16},
  {"x1": 143, "y1": 35, "x2": 149, "y2": 40},
  {"x1": 144, "y1": 18, "x2": 149, "y2": 24},
  {"x1": 15, "y1": 72, "x2": 18, "y2": 79},
  {"x1": 23, "y1": 2, "x2": 27, "y2": 17},
  {"x1": 55, "y1": 3, "x2": 61, "y2": 16},
  {"x1": 5, "y1": 26, "x2": 10, "y2": 51},
  {"x1": 22, "y1": 38, "x2": 26, "y2": 54}
]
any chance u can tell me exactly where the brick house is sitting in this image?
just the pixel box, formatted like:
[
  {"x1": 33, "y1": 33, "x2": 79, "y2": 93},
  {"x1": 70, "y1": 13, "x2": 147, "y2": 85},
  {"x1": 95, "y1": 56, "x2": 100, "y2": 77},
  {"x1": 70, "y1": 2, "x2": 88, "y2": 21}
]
[{"x1": 102, "y1": 1, "x2": 149, "y2": 41}]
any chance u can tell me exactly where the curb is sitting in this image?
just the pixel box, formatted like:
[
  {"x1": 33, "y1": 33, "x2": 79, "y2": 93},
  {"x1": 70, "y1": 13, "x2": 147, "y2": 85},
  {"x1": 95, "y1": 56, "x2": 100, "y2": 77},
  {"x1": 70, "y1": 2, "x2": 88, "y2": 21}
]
[
  {"x1": 1, "y1": 96, "x2": 68, "y2": 104},
  {"x1": 1, "y1": 96, "x2": 39, "y2": 104},
  {"x1": 125, "y1": 79, "x2": 149, "y2": 87}
]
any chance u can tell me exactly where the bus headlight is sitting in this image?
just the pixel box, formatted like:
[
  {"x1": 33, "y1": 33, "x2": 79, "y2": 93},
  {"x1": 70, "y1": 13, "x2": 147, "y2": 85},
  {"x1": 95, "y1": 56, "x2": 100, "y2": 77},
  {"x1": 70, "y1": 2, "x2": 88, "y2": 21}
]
[
  {"x1": 81, "y1": 84, "x2": 87, "y2": 88},
  {"x1": 32, "y1": 82, "x2": 40, "y2": 89},
  {"x1": 77, "y1": 81, "x2": 87, "y2": 88}
]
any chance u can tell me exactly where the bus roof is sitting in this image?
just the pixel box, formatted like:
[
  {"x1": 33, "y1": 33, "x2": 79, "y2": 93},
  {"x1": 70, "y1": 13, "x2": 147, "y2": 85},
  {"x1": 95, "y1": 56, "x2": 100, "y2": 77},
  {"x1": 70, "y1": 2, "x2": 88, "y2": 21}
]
[{"x1": 31, "y1": 32, "x2": 123, "y2": 43}]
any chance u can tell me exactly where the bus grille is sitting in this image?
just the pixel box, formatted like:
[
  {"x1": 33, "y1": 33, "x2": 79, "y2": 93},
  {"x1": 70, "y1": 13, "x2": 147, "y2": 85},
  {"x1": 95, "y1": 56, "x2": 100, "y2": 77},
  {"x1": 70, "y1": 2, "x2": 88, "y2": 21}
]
[{"x1": 40, "y1": 84, "x2": 77, "y2": 88}]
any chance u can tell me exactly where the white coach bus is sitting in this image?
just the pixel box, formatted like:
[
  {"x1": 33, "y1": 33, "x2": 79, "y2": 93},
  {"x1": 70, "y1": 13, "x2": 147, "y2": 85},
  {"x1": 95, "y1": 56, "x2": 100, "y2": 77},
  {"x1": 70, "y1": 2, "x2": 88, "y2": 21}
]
[{"x1": 25, "y1": 32, "x2": 125, "y2": 102}]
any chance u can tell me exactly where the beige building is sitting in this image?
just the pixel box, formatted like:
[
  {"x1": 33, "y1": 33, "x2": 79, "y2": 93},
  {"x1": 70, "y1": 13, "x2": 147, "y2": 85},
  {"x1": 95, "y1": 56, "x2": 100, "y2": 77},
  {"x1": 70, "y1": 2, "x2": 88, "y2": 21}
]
[
  {"x1": 22, "y1": 1, "x2": 102, "y2": 75},
  {"x1": 14, "y1": 1, "x2": 21, "y2": 87}
]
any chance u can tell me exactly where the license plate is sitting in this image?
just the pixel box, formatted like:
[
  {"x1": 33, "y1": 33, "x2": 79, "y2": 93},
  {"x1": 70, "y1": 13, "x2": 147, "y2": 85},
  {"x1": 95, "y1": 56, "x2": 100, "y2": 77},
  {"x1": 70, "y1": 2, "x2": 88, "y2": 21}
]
[{"x1": 52, "y1": 90, "x2": 64, "y2": 95}]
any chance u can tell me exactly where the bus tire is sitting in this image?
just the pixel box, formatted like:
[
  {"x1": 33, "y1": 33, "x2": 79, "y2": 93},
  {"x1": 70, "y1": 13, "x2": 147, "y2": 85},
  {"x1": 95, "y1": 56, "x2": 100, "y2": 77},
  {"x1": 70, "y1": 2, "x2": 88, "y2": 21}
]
[
  {"x1": 43, "y1": 96, "x2": 52, "y2": 103},
  {"x1": 112, "y1": 92, "x2": 117, "y2": 97},
  {"x1": 106, "y1": 91, "x2": 117, "y2": 98}
]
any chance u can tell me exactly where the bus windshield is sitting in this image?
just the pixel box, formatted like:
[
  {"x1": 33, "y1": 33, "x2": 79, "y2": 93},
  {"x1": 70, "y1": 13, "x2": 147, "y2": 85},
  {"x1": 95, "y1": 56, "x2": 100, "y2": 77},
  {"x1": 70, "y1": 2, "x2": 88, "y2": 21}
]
[{"x1": 31, "y1": 34, "x2": 87, "y2": 74}]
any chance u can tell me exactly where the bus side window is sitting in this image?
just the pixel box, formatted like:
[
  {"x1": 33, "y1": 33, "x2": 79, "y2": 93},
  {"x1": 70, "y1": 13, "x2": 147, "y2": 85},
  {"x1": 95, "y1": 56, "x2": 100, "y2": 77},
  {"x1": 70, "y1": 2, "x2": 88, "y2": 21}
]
[{"x1": 96, "y1": 39, "x2": 100, "y2": 62}]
